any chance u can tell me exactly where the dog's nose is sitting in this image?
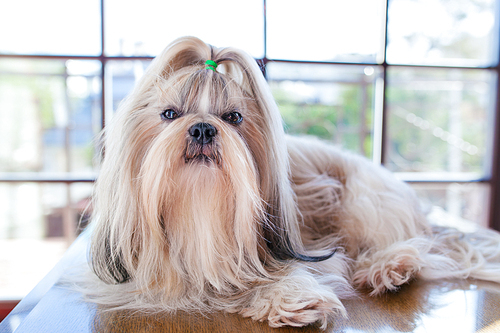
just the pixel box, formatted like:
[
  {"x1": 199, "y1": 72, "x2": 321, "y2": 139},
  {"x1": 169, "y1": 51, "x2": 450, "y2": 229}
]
[{"x1": 189, "y1": 123, "x2": 217, "y2": 144}]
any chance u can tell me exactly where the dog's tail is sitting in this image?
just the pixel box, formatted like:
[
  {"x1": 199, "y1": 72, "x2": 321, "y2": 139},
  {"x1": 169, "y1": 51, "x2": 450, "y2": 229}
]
[{"x1": 418, "y1": 225, "x2": 500, "y2": 283}]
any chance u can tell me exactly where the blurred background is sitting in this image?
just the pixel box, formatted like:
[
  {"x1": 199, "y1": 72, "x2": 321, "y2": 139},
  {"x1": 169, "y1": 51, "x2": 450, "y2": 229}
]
[{"x1": 0, "y1": 0, "x2": 499, "y2": 310}]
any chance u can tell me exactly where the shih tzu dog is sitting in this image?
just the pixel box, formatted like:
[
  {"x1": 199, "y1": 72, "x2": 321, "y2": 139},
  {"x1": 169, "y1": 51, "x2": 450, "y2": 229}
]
[{"x1": 87, "y1": 36, "x2": 500, "y2": 329}]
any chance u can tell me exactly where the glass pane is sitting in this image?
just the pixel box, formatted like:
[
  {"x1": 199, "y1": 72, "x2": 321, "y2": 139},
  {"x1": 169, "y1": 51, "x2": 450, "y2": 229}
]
[
  {"x1": 0, "y1": 59, "x2": 102, "y2": 174},
  {"x1": 411, "y1": 182, "x2": 490, "y2": 229},
  {"x1": 267, "y1": 62, "x2": 380, "y2": 158},
  {"x1": 387, "y1": 0, "x2": 498, "y2": 66},
  {"x1": 386, "y1": 67, "x2": 495, "y2": 175},
  {"x1": 105, "y1": 60, "x2": 152, "y2": 122},
  {"x1": 0, "y1": 0, "x2": 101, "y2": 56},
  {"x1": 0, "y1": 182, "x2": 93, "y2": 299},
  {"x1": 267, "y1": 0, "x2": 386, "y2": 62},
  {"x1": 105, "y1": 0, "x2": 264, "y2": 58}
]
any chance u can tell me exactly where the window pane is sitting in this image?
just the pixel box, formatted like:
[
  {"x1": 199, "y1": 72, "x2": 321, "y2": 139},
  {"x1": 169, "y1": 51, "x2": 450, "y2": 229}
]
[
  {"x1": 0, "y1": 182, "x2": 93, "y2": 299},
  {"x1": 0, "y1": 59, "x2": 102, "y2": 174},
  {"x1": 267, "y1": 62, "x2": 380, "y2": 158},
  {"x1": 410, "y1": 182, "x2": 490, "y2": 229},
  {"x1": 387, "y1": 0, "x2": 498, "y2": 66},
  {"x1": 105, "y1": 0, "x2": 264, "y2": 58},
  {"x1": 267, "y1": 0, "x2": 386, "y2": 62},
  {"x1": 0, "y1": 0, "x2": 101, "y2": 56},
  {"x1": 105, "y1": 60, "x2": 152, "y2": 123},
  {"x1": 386, "y1": 67, "x2": 495, "y2": 175}
]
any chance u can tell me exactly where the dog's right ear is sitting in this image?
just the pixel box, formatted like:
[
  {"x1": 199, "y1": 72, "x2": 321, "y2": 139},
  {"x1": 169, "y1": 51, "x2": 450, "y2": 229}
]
[
  {"x1": 144, "y1": 36, "x2": 212, "y2": 81},
  {"x1": 160, "y1": 37, "x2": 211, "y2": 77},
  {"x1": 88, "y1": 39, "x2": 214, "y2": 286},
  {"x1": 88, "y1": 125, "x2": 141, "y2": 285},
  {"x1": 120, "y1": 37, "x2": 211, "y2": 108},
  {"x1": 89, "y1": 227, "x2": 131, "y2": 284}
]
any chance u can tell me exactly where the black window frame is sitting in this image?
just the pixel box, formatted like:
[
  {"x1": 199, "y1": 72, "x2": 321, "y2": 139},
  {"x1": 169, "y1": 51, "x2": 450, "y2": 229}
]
[{"x1": 0, "y1": 0, "x2": 499, "y2": 232}]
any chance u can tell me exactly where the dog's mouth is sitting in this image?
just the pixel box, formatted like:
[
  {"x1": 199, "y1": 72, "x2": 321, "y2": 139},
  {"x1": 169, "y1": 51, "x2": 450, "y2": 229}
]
[
  {"x1": 184, "y1": 143, "x2": 221, "y2": 166},
  {"x1": 186, "y1": 154, "x2": 216, "y2": 165}
]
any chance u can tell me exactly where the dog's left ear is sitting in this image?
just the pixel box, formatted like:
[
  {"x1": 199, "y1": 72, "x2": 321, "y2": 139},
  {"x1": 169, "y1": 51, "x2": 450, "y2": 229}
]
[{"x1": 212, "y1": 48, "x2": 334, "y2": 263}]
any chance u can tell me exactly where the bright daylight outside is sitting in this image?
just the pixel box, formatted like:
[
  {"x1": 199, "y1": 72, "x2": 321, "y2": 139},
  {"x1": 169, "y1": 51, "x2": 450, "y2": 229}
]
[{"x1": 0, "y1": 0, "x2": 498, "y2": 309}]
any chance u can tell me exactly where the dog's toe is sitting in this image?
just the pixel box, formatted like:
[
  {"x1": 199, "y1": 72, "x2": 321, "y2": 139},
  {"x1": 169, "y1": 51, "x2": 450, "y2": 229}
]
[
  {"x1": 238, "y1": 276, "x2": 346, "y2": 329},
  {"x1": 265, "y1": 297, "x2": 343, "y2": 329},
  {"x1": 353, "y1": 245, "x2": 423, "y2": 295}
]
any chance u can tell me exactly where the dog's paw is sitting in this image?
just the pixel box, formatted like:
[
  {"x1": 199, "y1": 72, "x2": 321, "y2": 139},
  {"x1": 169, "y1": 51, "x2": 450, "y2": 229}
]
[
  {"x1": 353, "y1": 245, "x2": 423, "y2": 295},
  {"x1": 267, "y1": 297, "x2": 343, "y2": 328},
  {"x1": 238, "y1": 270, "x2": 346, "y2": 329},
  {"x1": 240, "y1": 293, "x2": 345, "y2": 329}
]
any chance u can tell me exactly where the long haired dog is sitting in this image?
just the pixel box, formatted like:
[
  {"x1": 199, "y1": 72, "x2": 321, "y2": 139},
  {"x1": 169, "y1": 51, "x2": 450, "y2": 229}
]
[{"x1": 88, "y1": 37, "x2": 500, "y2": 328}]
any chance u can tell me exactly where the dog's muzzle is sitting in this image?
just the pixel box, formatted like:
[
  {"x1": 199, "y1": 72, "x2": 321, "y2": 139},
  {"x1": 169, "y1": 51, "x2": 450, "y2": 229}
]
[
  {"x1": 185, "y1": 123, "x2": 220, "y2": 165},
  {"x1": 189, "y1": 123, "x2": 217, "y2": 145}
]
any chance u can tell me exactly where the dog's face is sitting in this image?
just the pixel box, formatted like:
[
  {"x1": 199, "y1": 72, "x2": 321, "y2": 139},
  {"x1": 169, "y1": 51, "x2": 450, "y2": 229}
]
[
  {"x1": 133, "y1": 64, "x2": 272, "y2": 292},
  {"x1": 90, "y1": 37, "x2": 311, "y2": 297},
  {"x1": 136, "y1": 65, "x2": 268, "y2": 200}
]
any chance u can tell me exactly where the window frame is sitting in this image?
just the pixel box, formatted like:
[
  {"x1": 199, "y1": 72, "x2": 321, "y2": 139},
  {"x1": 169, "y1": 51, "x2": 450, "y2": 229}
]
[{"x1": 0, "y1": 0, "x2": 499, "y2": 234}]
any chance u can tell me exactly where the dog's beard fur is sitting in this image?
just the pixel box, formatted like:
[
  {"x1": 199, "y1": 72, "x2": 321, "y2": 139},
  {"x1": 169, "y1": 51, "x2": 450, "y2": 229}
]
[
  {"x1": 139, "y1": 113, "x2": 269, "y2": 296},
  {"x1": 85, "y1": 37, "x2": 500, "y2": 329},
  {"x1": 88, "y1": 45, "x2": 321, "y2": 307}
]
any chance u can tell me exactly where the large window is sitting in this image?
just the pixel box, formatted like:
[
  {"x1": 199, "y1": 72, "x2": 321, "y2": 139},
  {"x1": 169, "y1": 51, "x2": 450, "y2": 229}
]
[{"x1": 1, "y1": 0, "x2": 499, "y2": 299}]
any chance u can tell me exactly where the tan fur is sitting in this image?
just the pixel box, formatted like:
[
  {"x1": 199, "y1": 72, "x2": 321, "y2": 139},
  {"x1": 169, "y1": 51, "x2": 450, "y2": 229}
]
[{"x1": 85, "y1": 37, "x2": 500, "y2": 329}]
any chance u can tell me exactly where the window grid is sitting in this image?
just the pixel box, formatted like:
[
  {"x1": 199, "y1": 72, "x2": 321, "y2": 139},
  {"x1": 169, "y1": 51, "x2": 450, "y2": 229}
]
[{"x1": 0, "y1": 0, "x2": 499, "y2": 231}]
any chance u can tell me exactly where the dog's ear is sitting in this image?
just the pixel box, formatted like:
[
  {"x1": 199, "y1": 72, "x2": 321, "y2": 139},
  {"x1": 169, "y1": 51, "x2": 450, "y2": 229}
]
[
  {"x1": 90, "y1": 228, "x2": 131, "y2": 284},
  {"x1": 157, "y1": 37, "x2": 211, "y2": 78},
  {"x1": 211, "y1": 48, "x2": 333, "y2": 263},
  {"x1": 130, "y1": 36, "x2": 212, "y2": 85},
  {"x1": 88, "y1": 38, "x2": 213, "y2": 285}
]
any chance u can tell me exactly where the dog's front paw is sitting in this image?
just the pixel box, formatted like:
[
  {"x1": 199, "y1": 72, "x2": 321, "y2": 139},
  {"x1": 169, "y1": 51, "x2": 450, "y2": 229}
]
[
  {"x1": 353, "y1": 244, "x2": 423, "y2": 295},
  {"x1": 266, "y1": 297, "x2": 343, "y2": 329},
  {"x1": 238, "y1": 270, "x2": 346, "y2": 329},
  {"x1": 240, "y1": 293, "x2": 345, "y2": 329}
]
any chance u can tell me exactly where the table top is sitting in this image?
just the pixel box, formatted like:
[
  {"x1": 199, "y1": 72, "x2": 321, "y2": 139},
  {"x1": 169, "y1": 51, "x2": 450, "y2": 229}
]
[{"x1": 1, "y1": 231, "x2": 500, "y2": 333}]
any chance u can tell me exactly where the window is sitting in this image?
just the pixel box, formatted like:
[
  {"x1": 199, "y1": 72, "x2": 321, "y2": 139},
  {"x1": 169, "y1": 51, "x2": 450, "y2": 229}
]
[{"x1": 1, "y1": 0, "x2": 499, "y2": 299}]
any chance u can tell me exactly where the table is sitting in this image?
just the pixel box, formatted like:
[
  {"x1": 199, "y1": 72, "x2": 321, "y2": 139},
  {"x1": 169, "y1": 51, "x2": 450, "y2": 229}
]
[{"x1": 1, "y1": 231, "x2": 500, "y2": 333}]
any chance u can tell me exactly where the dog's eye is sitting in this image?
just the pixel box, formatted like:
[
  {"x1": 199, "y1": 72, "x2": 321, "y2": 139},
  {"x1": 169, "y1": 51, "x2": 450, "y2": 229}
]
[
  {"x1": 222, "y1": 111, "x2": 243, "y2": 125},
  {"x1": 161, "y1": 109, "x2": 179, "y2": 120}
]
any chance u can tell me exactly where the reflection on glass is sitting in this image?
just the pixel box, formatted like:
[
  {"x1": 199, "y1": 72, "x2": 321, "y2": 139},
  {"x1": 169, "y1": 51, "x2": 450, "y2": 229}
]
[
  {"x1": 412, "y1": 283, "x2": 479, "y2": 333},
  {"x1": 0, "y1": 59, "x2": 102, "y2": 174},
  {"x1": 387, "y1": 0, "x2": 498, "y2": 66},
  {"x1": 267, "y1": 0, "x2": 385, "y2": 62},
  {"x1": 386, "y1": 67, "x2": 495, "y2": 174},
  {"x1": 105, "y1": 0, "x2": 264, "y2": 58},
  {"x1": 410, "y1": 284, "x2": 482, "y2": 333},
  {"x1": 410, "y1": 182, "x2": 489, "y2": 228},
  {"x1": 0, "y1": 0, "x2": 101, "y2": 56},
  {"x1": 267, "y1": 62, "x2": 379, "y2": 158}
]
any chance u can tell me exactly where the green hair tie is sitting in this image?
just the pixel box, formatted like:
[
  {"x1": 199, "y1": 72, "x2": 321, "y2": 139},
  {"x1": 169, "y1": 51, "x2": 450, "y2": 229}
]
[{"x1": 205, "y1": 59, "x2": 218, "y2": 72}]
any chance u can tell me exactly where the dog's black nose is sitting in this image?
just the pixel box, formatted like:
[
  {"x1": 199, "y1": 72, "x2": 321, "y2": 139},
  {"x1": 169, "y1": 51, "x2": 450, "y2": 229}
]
[{"x1": 189, "y1": 123, "x2": 217, "y2": 144}]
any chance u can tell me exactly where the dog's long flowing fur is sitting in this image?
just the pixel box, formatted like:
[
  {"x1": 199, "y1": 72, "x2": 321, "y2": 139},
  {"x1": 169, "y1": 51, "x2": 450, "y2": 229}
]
[{"x1": 86, "y1": 37, "x2": 500, "y2": 328}]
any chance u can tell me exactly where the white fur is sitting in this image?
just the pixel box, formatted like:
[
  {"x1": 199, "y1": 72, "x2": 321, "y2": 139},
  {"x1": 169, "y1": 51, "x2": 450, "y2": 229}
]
[{"x1": 82, "y1": 37, "x2": 500, "y2": 329}]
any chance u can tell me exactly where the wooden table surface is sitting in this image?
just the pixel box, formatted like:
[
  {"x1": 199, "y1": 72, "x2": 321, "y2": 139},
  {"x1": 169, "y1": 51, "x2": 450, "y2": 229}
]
[{"x1": 1, "y1": 231, "x2": 500, "y2": 333}]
